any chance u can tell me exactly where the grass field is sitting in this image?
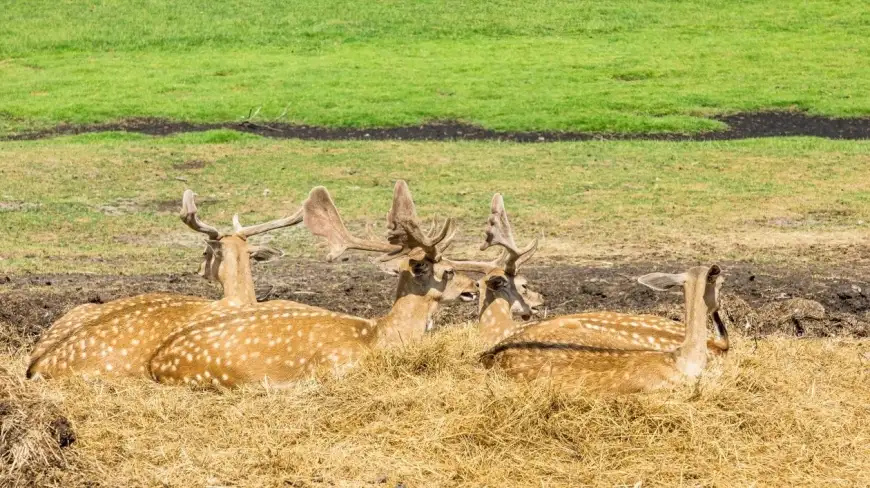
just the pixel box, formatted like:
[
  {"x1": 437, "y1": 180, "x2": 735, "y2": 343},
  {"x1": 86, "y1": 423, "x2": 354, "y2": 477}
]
[
  {"x1": 2, "y1": 1, "x2": 870, "y2": 487},
  {"x1": 2, "y1": 134, "x2": 870, "y2": 274},
  {"x1": 2, "y1": 0, "x2": 870, "y2": 135}
]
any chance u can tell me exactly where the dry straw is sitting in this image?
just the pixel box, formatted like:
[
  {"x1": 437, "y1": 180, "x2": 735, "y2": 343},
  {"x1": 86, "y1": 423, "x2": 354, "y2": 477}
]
[{"x1": 1, "y1": 323, "x2": 869, "y2": 487}]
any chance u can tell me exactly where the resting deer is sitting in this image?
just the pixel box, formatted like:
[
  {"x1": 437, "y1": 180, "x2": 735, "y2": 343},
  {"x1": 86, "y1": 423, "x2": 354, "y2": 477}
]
[
  {"x1": 149, "y1": 181, "x2": 478, "y2": 388},
  {"x1": 481, "y1": 265, "x2": 724, "y2": 393},
  {"x1": 451, "y1": 194, "x2": 728, "y2": 354},
  {"x1": 27, "y1": 190, "x2": 305, "y2": 379}
]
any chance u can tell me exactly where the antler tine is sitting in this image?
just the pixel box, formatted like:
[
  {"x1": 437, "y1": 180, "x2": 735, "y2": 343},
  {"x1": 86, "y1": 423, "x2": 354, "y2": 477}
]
[
  {"x1": 232, "y1": 207, "x2": 304, "y2": 239},
  {"x1": 442, "y1": 245, "x2": 509, "y2": 275},
  {"x1": 480, "y1": 193, "x2": 519, "y2": 253},
  {"x1": 303, "y1": 186, "x2": 401, "y2": 262},
  {"x1": 180, "y1": 189, "x2": 222, "y2": 240},
  {"x1": 475, "y1": 193, "x2": 538, "y2": 275},
  {"x1": 435, "y1": 219, "x2": 457, "y2": 253},
  {"x1": 383, "y1": 180, "x2": 455, "y2": 260}
]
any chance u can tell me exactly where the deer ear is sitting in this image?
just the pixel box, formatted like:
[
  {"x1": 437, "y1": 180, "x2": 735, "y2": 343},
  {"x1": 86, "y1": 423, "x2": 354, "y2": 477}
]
[
  {"x1": 637, "y1": 272, "x2": 687, "y2": 291},
  {"x1": 249, "y1": 245, "x2": 284, "y2": 264}
]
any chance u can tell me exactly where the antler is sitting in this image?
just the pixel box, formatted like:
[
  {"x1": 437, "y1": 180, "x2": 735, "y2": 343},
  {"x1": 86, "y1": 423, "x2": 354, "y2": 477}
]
[
  {"x1": 231, "y1": 207, "x2": 304, "y2": 239},
  {"x1": 180, "y1": 190, "x2": 222, "y2": 239},
  {"x1": 303, "y1": 186, "x2": 402, "y2": 261},
  {"x1": 446, "y1": 193, "x2": 537, "y2": 275},
  {"x1": 383, "y1": 180, "x2": 455, "y2": 261}
]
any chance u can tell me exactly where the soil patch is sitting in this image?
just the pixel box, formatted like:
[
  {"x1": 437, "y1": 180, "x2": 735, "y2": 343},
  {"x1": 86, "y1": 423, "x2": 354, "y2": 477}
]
[
  {"x1": 2, "y1": 259, "x2": 868, "y2": 352},
  {"x1": 171, "y1": 159, "x2": 210, "y2": 170},
  {"x1": 5, "y1": 112, "x2": 870, "y2": 143}
]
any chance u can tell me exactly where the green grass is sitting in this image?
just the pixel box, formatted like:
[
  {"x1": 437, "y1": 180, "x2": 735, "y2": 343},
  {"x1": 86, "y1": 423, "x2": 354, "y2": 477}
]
[
  {"x1": 1, "y1": 1, "x2": 869, "y2": 135},
  {"x1": 1, "y1": 134, "x2": 869, "y2": 273}
]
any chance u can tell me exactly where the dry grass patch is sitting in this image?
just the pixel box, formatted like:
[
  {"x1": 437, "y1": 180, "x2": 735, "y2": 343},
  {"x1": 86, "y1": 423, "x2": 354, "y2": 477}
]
[{"x1": 1, "y1": 329, "x2": 868, "y2": 487}]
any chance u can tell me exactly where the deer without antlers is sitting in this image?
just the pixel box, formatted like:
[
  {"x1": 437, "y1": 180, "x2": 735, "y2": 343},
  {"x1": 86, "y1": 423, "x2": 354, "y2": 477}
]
[
  {"x1": 149, "y1": 181, "x2": 478, "y2": 388},
  {"x1": 453, "y1": 194, "x2": 728, "y2": 393},
  {"x1": 27, "y1": 190, "x2": 306, "y2": 380}
]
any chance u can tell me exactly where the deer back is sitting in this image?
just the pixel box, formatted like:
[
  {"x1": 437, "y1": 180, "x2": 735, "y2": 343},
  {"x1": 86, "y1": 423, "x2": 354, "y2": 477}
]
[
  {"x1": 150, "y1": 301, "x2": 374, "y2": 387},
  {"x1": 27, "y1": 293, "x2": 211, "y2": 379}
]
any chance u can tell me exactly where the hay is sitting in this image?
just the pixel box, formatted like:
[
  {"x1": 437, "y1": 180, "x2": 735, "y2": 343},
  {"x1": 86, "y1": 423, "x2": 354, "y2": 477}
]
[
  {"x1": 757, "y1": 298, "x2": 870, "y2": 337},
  {"x1": 0, "y1": 362, "x2": 76, "y2": 487},
  {"x1": 1, "y1": 327, "x2": 868, "y2": 487}
]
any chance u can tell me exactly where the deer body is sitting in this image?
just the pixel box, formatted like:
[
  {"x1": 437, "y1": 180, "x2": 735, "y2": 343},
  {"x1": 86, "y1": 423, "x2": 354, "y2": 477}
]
[
  {"x1": 27, "y1": 190, "x2": 306, "y2": 380},
  {"x1": 482, "y1": 266, "x2": 723, "y2": 394},
  {"x1": 150, "y1": 182, "x2": 477, "y2": 388},
  {"x1": 150, "y1": 271, "x2": 444, "y2": 387}
]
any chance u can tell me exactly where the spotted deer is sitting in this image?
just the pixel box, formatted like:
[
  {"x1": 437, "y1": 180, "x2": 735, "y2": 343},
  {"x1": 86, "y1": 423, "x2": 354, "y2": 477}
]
[
  {"x1": 450, "y1": 194, "x2": 728, "y2": 354},
  {"x1": 445, "y1": 194, "x2": 544, "y2": 346},
  {"x1": 481, "y1": 264, "x2": 724, "y2": 393},
  {"x1": 27, "y1": 190, "x2": 306, "y2": 379},
  {"x1": 149, "y1": 181, "x2": 478, "y2": 388}
]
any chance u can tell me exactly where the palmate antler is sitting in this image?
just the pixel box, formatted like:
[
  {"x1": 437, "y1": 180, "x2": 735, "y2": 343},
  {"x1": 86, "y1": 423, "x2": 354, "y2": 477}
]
[
  {"x1": 304, "y1": 180, "x2": 455, "y2": 262},
  {"x1": 384, "y1": 180, "x2": 454, "y2": 261},
  {"x1": 302, "y1": 186, "x2": 402, "y2": 261},
  {"x1": 180, "y1": 189, "x2": 303, "y2": 239},
  {"x1": 446, "y1": 193, "x2": 537, "y2": 275}
]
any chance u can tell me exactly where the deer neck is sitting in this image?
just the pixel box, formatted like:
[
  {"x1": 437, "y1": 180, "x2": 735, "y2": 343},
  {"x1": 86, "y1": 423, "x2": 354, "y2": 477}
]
[
  {"x1": 478, "y1": 290, "x2": 517, "y2": 346},
  {"x1": 674, "y1": 273, "x2": 709, "y2": 377},
  {"x1": 373, "y1": 292, "x2": 437, "y2": 347},
  {"x1": 215, "y1": 240, "x2": 256, "y2": 307}
]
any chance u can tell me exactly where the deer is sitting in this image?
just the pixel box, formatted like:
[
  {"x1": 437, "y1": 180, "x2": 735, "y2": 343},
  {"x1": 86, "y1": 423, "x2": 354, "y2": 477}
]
[
  {"x1": 449, "y1": 193, "x2": 728, "y2": 354},
  {"x1": 27, "y1": 189, "x2": 307, "y2": 380},
  {"x1": 149, "y1": 181, "x2": 479, "y2": 388},
  {"x1": 481, "y1": 264, "x2": 724, "y2": 393}
]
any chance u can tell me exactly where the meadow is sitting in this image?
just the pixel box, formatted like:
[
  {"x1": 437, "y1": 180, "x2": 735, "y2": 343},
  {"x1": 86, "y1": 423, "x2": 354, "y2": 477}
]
[
  {"x1": 1, "y1": 1, "x2": 870, "y2": 135},
  {"x1": 2, "y1": 1, "x2": 870, "y2": 487}
]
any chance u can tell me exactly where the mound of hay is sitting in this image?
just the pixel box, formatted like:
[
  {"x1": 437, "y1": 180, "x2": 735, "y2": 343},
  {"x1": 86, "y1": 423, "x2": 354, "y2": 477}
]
[
  {"x1": 757, "y1": 297, "x2": 870, "y2": 337},
  {"x1": 0, "y1": 362, "x2": 76, "y2": 487},
  {"x1": 1, "y1": 327, "x2": 867, "y2": 487}
]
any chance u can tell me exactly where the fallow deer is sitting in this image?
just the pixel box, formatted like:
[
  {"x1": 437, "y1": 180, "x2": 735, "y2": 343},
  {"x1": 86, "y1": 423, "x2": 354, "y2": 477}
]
[
  {"x1": 481, "y1": 264, "x2": 724, "y2": 393},
  {"x1": 27, "y1": 190, "x2": 306, "y2": 379},
  {"x1": 149, "y1": 181, "x2": 478, "y2": 388},
  {"x1": 450, "y1": 194, "x2": 728, "y2": 354}
]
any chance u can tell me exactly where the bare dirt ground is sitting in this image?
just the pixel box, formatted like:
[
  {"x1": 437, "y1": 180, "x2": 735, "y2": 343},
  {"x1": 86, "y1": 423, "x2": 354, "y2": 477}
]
[
  {"x1": 3, "y1": 258, "x2": 868, "y2": 353},
  {"x1": 5, "y1": 112, "x2": 870, "y2": 142}
]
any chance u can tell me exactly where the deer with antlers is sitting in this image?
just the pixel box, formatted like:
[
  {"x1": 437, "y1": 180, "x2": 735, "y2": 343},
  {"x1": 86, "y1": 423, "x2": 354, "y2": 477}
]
[
  {"x1": 149, "y1": 181, "x2": 478, "y2": 388},
  {"x1": 27, "y1": 190, "x2": 307, "y2": 380},
  {"x1": 450, "y1": 194, "x2": 728, "y2": 393}
]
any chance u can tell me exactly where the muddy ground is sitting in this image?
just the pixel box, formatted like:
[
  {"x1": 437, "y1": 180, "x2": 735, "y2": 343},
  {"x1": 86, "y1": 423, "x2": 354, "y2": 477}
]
[
  {"x1": 2, "y1": 258, "x2": 868, "y2": 352},
  {"x1": 4, "y1": 112, "x2": 870, "y2": 142}
]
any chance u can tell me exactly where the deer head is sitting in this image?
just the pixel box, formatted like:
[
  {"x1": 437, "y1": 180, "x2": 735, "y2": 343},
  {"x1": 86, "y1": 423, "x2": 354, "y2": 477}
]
[
  {"x1": 375, "y1": 218, "x2": 476, "y2": 303},
  {"x1": 180, "y1": 189, "x2": 303, "y2": 306},
  {"x1": 303, "y1": 181, "x2": 477, "y2": 344},
  {"x1": 447, "y1": 194, "x2": 544, "y2": 321}
]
